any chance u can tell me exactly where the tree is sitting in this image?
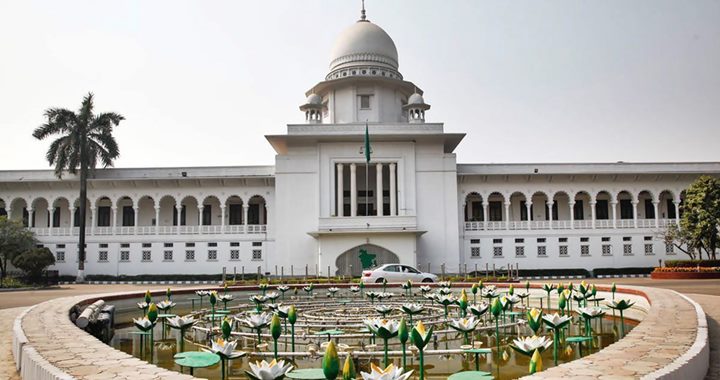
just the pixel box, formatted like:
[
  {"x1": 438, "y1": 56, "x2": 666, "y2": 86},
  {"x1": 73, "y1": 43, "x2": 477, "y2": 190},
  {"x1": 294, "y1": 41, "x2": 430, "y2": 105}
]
[
  {"x1": 12, "y1": 247, "x2": 56, "y2": 284},
  {"x1": 33, "y1": 93, "x2": 124, "y2": 282},
  {"x1": 663, "y1": 176, "x2": 720, "y2": 261},
  {"x1": 0, "y1": 216, "x2": 37, "y2": 282},
  {"x1": 681, "y1": 176, "x2": 720, "y2": 260}
]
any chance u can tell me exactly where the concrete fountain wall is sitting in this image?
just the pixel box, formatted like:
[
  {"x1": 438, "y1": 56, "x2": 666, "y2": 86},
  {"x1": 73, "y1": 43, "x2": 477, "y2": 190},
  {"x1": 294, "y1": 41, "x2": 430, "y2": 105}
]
[{"x1": 10, "y1": 284, "x2": 710, "y2": 380}]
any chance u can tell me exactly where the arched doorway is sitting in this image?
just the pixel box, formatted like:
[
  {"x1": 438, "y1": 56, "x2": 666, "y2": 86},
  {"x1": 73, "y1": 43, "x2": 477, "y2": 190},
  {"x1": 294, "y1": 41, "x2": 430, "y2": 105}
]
[{"x1": 335, "y1": 244, "x2": 400, "y2": 277}]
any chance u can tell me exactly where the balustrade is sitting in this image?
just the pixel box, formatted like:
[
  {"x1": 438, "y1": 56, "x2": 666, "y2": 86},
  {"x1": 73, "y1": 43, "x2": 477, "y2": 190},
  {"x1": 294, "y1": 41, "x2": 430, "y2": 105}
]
[{"x1": 30, "y1": 224, "x2": 266, "y2": 236}]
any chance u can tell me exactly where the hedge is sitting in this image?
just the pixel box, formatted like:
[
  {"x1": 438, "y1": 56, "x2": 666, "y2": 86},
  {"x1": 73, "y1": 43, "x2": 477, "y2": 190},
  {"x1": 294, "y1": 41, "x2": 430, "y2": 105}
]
[
  {"x1": 664, "y1": 260, "x2": 720, "y2": 268},
  {"x1": 592, "y1": 267, "x2": 654, "y2": 276}
]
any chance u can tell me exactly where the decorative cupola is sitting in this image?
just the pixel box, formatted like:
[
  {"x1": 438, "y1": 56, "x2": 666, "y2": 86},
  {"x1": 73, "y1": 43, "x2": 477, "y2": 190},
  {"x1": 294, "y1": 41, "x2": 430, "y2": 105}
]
[
  {"x1": 299, "y1": 93, "x2": 323, "y2": 123},
  {"x1": 403, "y1": 92, "x2": 430, "y2": 123}
]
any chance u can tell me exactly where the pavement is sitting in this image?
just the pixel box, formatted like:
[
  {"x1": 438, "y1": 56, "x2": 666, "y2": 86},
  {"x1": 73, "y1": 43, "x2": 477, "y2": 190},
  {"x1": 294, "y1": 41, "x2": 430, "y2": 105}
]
[{"x1": 1, "y1": 279, "x2": 719, "y2": 379}]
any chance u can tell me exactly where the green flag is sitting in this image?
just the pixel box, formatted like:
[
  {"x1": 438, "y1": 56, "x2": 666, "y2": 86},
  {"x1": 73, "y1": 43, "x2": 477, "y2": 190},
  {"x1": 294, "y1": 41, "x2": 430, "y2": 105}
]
[{"x1": 364, "y1": 123, "x2": 371, "y2": 163}]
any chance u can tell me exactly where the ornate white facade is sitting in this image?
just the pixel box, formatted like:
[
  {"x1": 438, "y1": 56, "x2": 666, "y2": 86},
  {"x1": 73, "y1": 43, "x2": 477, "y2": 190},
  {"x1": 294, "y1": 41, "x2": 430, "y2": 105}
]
[{"x1": 1, "y1": 10, "x2": 719, "y2": 277}]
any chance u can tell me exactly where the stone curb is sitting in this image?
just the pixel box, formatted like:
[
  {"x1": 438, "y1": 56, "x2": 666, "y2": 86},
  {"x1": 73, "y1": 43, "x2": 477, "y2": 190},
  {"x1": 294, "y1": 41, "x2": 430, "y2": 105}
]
[
  {"x1": 20, "y1": 345, "x2": 73, "y2": 380},
  {"x1": 640, "y1": 291, "x2": 710, "y2": 380},
  {"x1": 517, "y1": 274, "x2": 650, "y2": 280},
  {"x1": 11, "y1": 305, "x2": 34, "y2": 371}
]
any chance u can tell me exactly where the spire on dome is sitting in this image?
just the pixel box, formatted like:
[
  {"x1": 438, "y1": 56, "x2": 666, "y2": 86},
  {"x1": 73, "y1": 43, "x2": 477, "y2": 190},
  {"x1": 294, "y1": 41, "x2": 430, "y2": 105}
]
[{"x1": 360, "y1": 0, "x2": 367, "y2": 21}]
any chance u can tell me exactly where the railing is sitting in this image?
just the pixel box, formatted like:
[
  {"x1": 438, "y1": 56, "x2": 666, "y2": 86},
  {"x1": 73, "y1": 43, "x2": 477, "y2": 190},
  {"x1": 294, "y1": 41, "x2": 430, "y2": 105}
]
[
  {"x1": 464, "y1": 219, "x2": 676, "y2": 232},
  {"x1": 31, "y1": 224, "x2": 267, "y2": 236}
]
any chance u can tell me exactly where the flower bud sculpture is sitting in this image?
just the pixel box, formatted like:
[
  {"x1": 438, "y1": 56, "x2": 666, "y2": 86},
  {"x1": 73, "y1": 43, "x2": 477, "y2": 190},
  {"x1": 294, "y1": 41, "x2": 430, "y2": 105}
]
[
  {"x1": 457, "y1": 289, "x2": 469, "y2": 317},
  {"x1": 342, "y1": 354, "x2": 356, "y2": 380},
  {"x1": 270, "y1": 313, "x2": 282, "y2": 359},
  {"x1": 491, "y1": 297, "x2": 503, "y2": 355},
  {"x1": 222, "y1": 317, "x2": 232, "y2": 340},
  {"x1": 470, "y1": 283, "x2": 479, "y2": 303},
  {"x1": 411, "y1": 321, "x2": 433, "y2": 380},
  {"x1": 529, "y1": 349, "x2": 543, "y2": 374},
  {"x1": 323, "y1": 340, "x2": 340, "y2": 380},
  {"x1": 288, "y1": 305, "x2": 298, "y2": 352},
  {"x1": 398, "y1": 317, "x2": 409, "y2": 368},
  {"x1": 526, "y1": 308, "x2": 543, "y2": 334}
]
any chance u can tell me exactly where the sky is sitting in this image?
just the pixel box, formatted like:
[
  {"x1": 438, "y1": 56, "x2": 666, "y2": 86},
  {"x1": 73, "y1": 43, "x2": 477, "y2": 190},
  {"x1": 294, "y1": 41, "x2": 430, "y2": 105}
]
[{"x1": 0, "y1": 0, "x2": 718, "y2": 170}]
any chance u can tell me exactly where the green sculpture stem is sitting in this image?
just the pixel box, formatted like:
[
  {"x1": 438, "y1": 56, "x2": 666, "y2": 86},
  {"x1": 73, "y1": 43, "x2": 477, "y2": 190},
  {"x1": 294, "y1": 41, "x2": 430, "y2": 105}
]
[
  {"x1": 401, "y1": 342, "x2": 407, "y2": 368},
  {"x1": 221, "y1": 357, "x2": 226, "y2": 380},
  {"x1": 418, "y1": 348, "x2": 425, "y2": 380},
  {"x1": 273, "y1": 337, "x2": 278, "y2": 359},
  {"x1": 495, "y1": 317, "x2": 500, "y2": 357},
  {"x1": 463, "y1": 332, "x2": 469, "y2": 345},
  {"x1": 291, "y1": 324, "x2": 296, "y2": 352},
  {"x1": 211, "y1": 305, "x2": 216, "y2": 331},
  {"x1": 383, "y1": 337, "x2": 389, "y2": 367},
  {"x1": 256, "y1": 328, "x2": 262, "y2": 347},
  {"x1": 620, "y1": 309, "x2": 625, "y2": 338},
  {"x1": 552, "y1": 327, "x2": 559, "y2": 366}
]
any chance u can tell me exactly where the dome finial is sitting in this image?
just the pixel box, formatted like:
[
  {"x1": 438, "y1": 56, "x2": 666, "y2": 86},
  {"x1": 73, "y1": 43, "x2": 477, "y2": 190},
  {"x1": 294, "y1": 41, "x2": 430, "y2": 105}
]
[{"x1": 360, "y1": 0, "x2": 367, "y2": 21}]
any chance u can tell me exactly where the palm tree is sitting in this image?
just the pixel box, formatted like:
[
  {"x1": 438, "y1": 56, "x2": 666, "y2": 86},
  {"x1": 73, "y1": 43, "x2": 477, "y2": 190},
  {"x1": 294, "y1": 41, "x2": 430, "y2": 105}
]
[{"x1": 33, "y1": 93, "x2": 124, "y2": 282}]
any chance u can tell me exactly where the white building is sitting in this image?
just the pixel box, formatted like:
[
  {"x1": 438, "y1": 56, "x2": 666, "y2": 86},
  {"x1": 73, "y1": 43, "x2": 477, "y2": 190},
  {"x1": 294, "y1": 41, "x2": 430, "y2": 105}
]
[{"x1": 1, "y1": 9, "x2": 718, "y2": 278}]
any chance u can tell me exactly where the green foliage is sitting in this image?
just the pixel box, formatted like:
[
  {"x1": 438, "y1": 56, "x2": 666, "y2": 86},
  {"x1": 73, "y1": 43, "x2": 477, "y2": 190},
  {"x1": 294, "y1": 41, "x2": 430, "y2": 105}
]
[
  {"x1": 1, "y1": 277, "x2": 27, "y2": 288},
  {"x1": 0, "y1": 216, "x2": 37, "y2": 281},
  {"x1": 665, "y1": 259, "x2": 720, "y2": 268},
  {"x1": 11, "y1": 247, "x2": 54, "y2": 284},
  {"x1": 675, "y1": 176, "x2": 720, "y2": 260}
]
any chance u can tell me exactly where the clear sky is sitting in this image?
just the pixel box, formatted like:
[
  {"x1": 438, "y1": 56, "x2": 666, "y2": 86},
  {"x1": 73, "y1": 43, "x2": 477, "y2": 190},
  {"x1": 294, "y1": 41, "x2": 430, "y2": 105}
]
[{"x1": 1, "y1": 0, "x2": 718, "y2": 170}]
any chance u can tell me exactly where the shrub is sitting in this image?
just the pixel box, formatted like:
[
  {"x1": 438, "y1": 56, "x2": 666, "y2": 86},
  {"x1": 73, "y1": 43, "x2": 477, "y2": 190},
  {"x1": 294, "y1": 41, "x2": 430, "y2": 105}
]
[
  {"x1": 664, "y1": 260, "x2": 720, "y2": 268},
  {"x1": 12, "y1": 247, "x2": 55, "y2": 284},
  {"x1": 653, "y1": 266, "x2": 720, "y2": 273}
]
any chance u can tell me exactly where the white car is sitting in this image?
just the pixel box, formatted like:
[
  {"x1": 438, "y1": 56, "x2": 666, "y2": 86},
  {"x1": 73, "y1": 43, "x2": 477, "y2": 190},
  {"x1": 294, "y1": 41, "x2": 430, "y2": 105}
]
[{"x1": 361, "y1": 264, "x2": 438, "y2": 284}]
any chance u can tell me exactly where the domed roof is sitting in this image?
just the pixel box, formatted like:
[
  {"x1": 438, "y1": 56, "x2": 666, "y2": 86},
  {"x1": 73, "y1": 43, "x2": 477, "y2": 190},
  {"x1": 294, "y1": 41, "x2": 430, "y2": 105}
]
[
  {"x1": 408, "y1": 93, "x2": 425, "y2": 105},
  {"x1": 329, "y1": 20, "x2": 399, "y2": 72},
  {"x1": 306, "y1": 93, "x2": 322, "y2": 105}
]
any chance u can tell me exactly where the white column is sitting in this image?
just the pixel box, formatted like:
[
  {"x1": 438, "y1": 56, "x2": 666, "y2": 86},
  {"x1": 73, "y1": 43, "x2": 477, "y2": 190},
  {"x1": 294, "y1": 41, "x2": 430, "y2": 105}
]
[
  {"x1": 134, "y1": 207, "x2": 139, "y2": 233},
  {"x1": 482, "y1": 202, "x2": 489, "y2": 230},
  {"x1": 48, "y1": 207, "x2": 55, "y2": 236},
  {"x1": 154, "y1": 206, "x2": 161, "y2": 235},
  {"x1": 337, "y1": 163, "x2": 344, "y2": 217},
  {"x1": 243, "y1": 204, "x2": 249, "y2": 232},
  {"x1": 632, "y1": 201, "x2": 639, "y2": 228},
  {"x1": 590, "y1": 201, "x2": 596, "y2": 229},
  {"x1": 27, "y1": 208, "x2": 34, "y2": 229},
  {"x1": 220, "y1": 205, "x2": 226, "y2": 232},
  {"x1": 111, "y1": 207, "x2": 117, "y2": 235},
  {"x1": 175, "y1": 204, "x2": 182, "y2": 226},
  {"x1": 569, "y1": 201, "x2": 575, "y2": 230},
  {"x1": 547, "y1": 201, "x2": 554, "y2": 230},
  {"x1": 376, "y1": 162, "x2": 383, "y2": 216},
  {"x1": 197, "y1": 206, "x2": 204, "y2": 234},
  {"x1": 525, "y1": 201, "x2": 532, "y2": 230},
  {"x1": 389, "y1": 163, "x2": 397, "y2": 216},
  {"x1": 90, "y1": 206, "x2": 96, "y2": 235},
  {"x1": 653, "y1": 201, "x2": 660, "y2": 228},
  {"x1": 69, "y1": 207, "x2": 75, "y2": 232},
  {"x1": 350, "y1": 163, "x2": 357, "y2": 217},
  {"x1": 673, "y1": 200, "x2": 681, "y2": 226},
  {"x1": 504, "y1": 202, "x2": 511, "y2": 230},
  {"x1": 611, "y1": 201, "x2": 618, "y2": 228}
]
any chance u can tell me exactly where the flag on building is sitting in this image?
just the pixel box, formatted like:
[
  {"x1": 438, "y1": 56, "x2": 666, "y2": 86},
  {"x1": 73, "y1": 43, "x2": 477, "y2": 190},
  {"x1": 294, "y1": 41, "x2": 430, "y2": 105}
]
[{"x1": 364, "y1": 123, "x2": 371, "y2": 163}]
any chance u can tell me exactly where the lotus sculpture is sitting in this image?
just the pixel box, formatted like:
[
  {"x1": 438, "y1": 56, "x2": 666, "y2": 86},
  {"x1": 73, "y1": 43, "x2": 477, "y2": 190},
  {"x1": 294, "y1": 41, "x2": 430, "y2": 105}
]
[
  {"x1": 469, "y1": 302, "x2": 489, "y2": 318},
  {"x1": 277, "y1": 285, "x2": 290, "y2": 300},
  {"x1": 448, "y1": 316, "x2": 480, "y2": 344},
  {"x1": 166, "y1": 315, "x2": 196, "y2": 351},
  {"x1": 526, "y1": 308, "x2": 543, "y2": 334},
  {"x1": 246, "y1": 359, "x2": 293, "y2": 380},
  {"x1": 205, "y1": 337, "x2": 246, "y2": 380},
  {"x1": 360, "y1": 363, "x2": 413, "y2": 380},
  {"x1": 411, "y1": 321, "x2": 433, "y2": 380},
  {"x1": 510, "y1": 335, "x2": 553, "y2": 357},
  {"x1": 365, "y1": 318, "x2": 400, "y2": 367},
  {"x1": 542, "y1": 313, "x2": 572, "y2": 365},
  {"x1": 607, "y1": 299, "x2": 635, "y2": 337},
  {"x1": 240, "y1": 312, "x2": 273, "y2": 345},
  {"x1": 400, "y1": 303, "x2": 424, "y2": 324},
  {"x1": 577, "y1": 306, "x2": 605, "y2": 337}
]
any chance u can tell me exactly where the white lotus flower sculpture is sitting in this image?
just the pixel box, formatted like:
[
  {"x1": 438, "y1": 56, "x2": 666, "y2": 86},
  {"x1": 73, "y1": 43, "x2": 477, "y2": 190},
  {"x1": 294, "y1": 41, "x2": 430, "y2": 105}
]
[
  {"x1": 167, "y1": 315, "x2": 196, "y2": 329},
  {"x1": 448, "y1": 317, "x2": 480, "y2": 333},
  {"x1": 246, "y1": 359, "x2": 294, "y2": 380},
  {"x1": 206, "y1": 337, "x2": 246, "y2": 359},
  {"x1": 136, "y1": 302, "x2": 149, "y2": 310},
  {"x1": 438, "y1": 281, "x2": 451, "y2": 288},
  {"x1": 251, "y1": 295, "x2": 269, "y2": 304},
  {"x1": 133, "y1": 317, "x2": 154, "y2": 332},
  {"x1": 577, "y1": 306, "x2": 605, "y2": 319},
  {"x1": 419, "y1": 285, "x2": 431, "y2": 293},
  {"x1": 218, "y1": 294, "x2": 233, "y2": 302},
  {"x1": 469, "y1": 302, "x2": 489, "y2": 317},
  {"x1": 510, "y1": 335, "x2": 553, "y2": 357},
  {"x1": 438, "y1": 287, "x2": 453, "y2": 295},
  {"x1": 400, "y1": 303, "x2": 424, "y2": 315},
  {"x1": 242, "y1": 312, "x2": 273, "y2": 329},
  {"x1": 542, "y1": 313, "x2": 572, "y2": 329},
  {"x1": 350, "y1": 285, "x2": 360, "y2": 293},
  {"x1": 156, "y1": 300, "x2": 176, "y2": 311},
  {"x1": 375, "y1": 305, "x2": 394, "y2": 315},
  {"x1": 266, "y1": 291, "x2": 280, "y2": 301},
  {"x1": 277, "y1": 285, "x2": 290, "y2": 292},
  {"x1": 481, "y1": 288, "x2": 499, "y2": 299},
  {"x1": 361, "y1": 363, "x2": 413, "y2": 380}
]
